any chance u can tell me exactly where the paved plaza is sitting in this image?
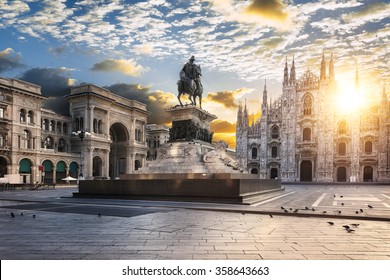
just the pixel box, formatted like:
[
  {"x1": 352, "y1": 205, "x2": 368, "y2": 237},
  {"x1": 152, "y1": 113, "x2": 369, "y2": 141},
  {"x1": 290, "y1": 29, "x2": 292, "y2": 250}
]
[{"x1": 0, "y1": 184, "x2": 389, "y2": 260}]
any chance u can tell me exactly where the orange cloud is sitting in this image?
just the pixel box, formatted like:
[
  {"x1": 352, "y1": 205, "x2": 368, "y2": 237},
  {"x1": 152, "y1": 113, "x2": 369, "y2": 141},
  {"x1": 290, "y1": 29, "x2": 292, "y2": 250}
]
[
  {"x1": 91, "y1": 58, "x2": 147, "y2": 76},
  {"x1": 205, "y1": 88, "x2": 252, "y2": 108},
  {"x1": 245, "y1": 0, "x2": 288, "y2": 22},
  {"x1": 210, "y1": 120, "x2": 236, "y2": 133}
]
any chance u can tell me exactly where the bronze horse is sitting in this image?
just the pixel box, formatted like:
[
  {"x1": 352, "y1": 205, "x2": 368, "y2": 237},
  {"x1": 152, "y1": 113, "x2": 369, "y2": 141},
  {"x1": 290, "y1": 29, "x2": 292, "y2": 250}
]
[{"x1": 177, "y1": 65, "x2": 203, "y2": 108}]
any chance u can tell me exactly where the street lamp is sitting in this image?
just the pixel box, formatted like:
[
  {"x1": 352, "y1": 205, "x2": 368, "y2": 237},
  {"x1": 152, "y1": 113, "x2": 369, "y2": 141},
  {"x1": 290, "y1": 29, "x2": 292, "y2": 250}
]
[{"x1": 72, "y1": 130, "x2": 91, "y2": 179}]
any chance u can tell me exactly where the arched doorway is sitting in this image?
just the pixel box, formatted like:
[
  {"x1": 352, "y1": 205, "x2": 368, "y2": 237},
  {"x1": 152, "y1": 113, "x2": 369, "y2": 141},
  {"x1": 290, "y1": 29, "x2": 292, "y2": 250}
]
[
  {"x1": 300, "y1": 161, "x2": 312, "y2": 182},
  {"x1": 109, "y1": 123, "x2": 129, "y2": 178},
  {"x1": 337, "y1": 167, "x2": 347, "y2": 182},
  {"x1": 271, "y1": 168, "x2": 278, "y2": 179},
  {"x1": 42, "y1": 160, "x2": 54, "y2": 184},
  {"x1": 0, "y1": 157, "x2": 8, "y2": 177},
  {"x1": 93, "y1": 156, "x2": 103, "y2": 177},
  {"x1": 56, "y1": 161, "x2": 66, "y2": 183},
  {"x1": 363, "y1": 166, "x2": 373, "y2": 182},
  {"x1": 250, "y1": 168, "x2": 258, "y2": 174},
  {"x1": 69, "y1": 162, "x2": 79, "y2": 178},
  {"x1": 19, "y1": 158, "x2": 32, "y2": 183}
]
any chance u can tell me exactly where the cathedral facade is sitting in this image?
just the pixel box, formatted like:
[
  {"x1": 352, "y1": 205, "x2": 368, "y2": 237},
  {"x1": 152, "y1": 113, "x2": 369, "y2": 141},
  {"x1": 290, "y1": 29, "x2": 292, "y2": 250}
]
[{"x1": 236, "y1": 53, "x2": 390, "y2": 183}]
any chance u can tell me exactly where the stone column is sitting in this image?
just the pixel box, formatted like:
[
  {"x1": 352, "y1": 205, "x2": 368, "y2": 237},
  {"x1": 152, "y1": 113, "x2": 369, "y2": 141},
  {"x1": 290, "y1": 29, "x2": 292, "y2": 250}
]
[{"x1": 104, "y1": 150, "x2": 110, "y2": 177}]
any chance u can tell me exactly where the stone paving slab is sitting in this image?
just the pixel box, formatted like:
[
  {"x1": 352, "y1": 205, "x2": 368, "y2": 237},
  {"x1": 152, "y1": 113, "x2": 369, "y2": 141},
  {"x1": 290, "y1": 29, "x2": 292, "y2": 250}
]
[{"x1": 0, "y1": 205, "x2": 390, "y2": 260}]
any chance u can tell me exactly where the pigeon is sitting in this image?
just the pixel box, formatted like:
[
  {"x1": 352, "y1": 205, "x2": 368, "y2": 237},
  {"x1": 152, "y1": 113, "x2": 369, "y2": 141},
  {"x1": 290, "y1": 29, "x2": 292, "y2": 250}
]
[
  {"x1": 11, "y1": 212, "x2": 15, "y2": 218},
  {"x1": 346, "y1": 228, "x2": 355, "y2": 233},
  {"x1": 284, "y1": 209, "x2": 289, "y2": 213},
  {"x1": 360, "y1": 209, "x2": 364, "y2": 213},
  {"x1": 333, "y1": 194, "x2": 336, "y2": 198},
  {"x1": 367, "y1": 205, "x2": 373, "y2": 209},
  {"x1": 20, "y1": 212, "x2": 23, "y2": 216},
  {"x1": 289, "y1": 208, "x2": 293, "y2": 211},
  {"x1": 293, "y1": 209, "x2": 299, "y2": 213},
  {"x1": 355, "y1": 211, "x2": 359, "y2": 214},
  {"x1": 281, "y1": 206, "x2": 285, "y2": 210},
  {"x1": 269, "y1": 214, "x2": 273, "y2": 218},
  {"x1": 241, "y1": 212, "x2": 245, "y2": 215},
  {"x1": 351, "y1": 223, "x2": 360, "y2": 227},
  {"x1": 312, "y1": 208, "x2": 315, "y2": 211},
  {"x1": 342, "y1": 225, "x2": 350, "y2": 229},
  {"x1": 305, "y1": 206, "x2": 309, "y2": 210},
  {"x1": 98, "y1": 213, "x2": 101, "y2": 217},
  {"x1": 33, "y1": 214, "x2": 36, "y2": 219},
  {"x1": 341, "y1": 203, "x2": 344, "y2": 206},
  {"x1": 322, "y1": 211, "x2": 327, "y2": 214},
  {"x1": 327, "y1": 222, "x2": 334, "y2": 225},
  {"x1": 338, "y1": 210, "x2": 342, "y2": 214},
  {"x1": 340, "y1": 195, "x2": 344, "y2": 198}
]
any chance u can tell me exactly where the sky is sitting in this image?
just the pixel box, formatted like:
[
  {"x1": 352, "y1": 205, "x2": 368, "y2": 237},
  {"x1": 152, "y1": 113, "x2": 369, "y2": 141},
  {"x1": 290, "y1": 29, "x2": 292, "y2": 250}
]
[{"x1": 0, "y1": 0, "x2": 389, "y2": 148}]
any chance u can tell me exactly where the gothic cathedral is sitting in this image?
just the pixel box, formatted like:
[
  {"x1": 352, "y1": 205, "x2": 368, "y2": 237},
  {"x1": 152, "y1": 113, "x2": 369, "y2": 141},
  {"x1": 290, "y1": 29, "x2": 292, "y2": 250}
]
[{"x1": 236, "y1": 52, "x2": 390, "y2": 182}]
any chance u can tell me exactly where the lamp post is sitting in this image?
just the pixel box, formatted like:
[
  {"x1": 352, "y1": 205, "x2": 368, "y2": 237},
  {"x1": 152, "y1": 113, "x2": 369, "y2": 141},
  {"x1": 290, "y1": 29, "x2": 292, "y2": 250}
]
[{"x1": 72, "y1": 130, "x2": 91, "y2": 179}]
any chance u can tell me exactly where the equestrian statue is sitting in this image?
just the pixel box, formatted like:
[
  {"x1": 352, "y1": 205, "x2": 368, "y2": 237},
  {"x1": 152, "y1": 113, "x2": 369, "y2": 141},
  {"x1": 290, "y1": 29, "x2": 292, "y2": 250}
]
[{"x1": 177, "y1": 55, "x2": 203, "y2": 108}]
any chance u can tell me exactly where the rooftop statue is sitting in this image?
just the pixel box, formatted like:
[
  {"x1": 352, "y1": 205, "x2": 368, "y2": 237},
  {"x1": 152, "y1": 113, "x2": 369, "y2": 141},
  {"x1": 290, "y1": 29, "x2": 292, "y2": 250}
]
[{"x1": 177, "y1": 55, "x2": 203, "y2": 108}]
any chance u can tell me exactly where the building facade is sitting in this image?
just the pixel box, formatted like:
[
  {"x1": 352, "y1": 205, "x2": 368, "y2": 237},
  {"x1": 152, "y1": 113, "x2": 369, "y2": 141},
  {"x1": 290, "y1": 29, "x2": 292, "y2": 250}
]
[
  {"x1": 236, "y1": 53, "x2": 390, "y2": 182},
  {"x1": 145, "y1": 124, "x2": 170, "y2": 161},
  {"x1": 0, "y1": 77, "x2": 148, "y2": 183}
]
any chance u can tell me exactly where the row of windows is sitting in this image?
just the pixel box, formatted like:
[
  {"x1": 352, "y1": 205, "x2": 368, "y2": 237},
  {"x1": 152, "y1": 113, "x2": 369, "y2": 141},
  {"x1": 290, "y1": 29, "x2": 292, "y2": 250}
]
[
  {"x1": 250, "y1": 140, "x2": 374, "y2": 160},
  {"x1": 17, "y1": 130, "x2": 67, "y2": 152},
  {"x1": 74, "y1": 118, "x2": 104, "y2": 134},
  {"x1": 42, "y1": 119, "x2": 68, "y2": 133},
  {"x1": 251, "y1": 146, "x2": 279, "y2": 159},
  {"x1": 338, "y1": 141, "x2": 373, "y2": 155}
]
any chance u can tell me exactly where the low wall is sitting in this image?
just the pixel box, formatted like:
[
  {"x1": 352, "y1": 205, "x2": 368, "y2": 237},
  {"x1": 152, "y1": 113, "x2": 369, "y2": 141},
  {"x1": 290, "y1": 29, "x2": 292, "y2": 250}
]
[{"x1": 75, "y1": 174, "x2": 282, "y2": 204}]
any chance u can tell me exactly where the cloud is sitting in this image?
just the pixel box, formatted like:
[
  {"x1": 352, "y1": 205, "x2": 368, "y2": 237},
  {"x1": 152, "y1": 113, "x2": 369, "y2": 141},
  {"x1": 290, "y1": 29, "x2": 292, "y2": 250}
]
[
  {"x1": 18, "y1": 67, "x2": 72, "y2": 97},
  {"x1": 133, "y1": 43, "x2": 154, "y2": 55},
  {"x1": 48, "y1": 46, "x2": 66, "y2": 56},
  {"x1": 103, "y1": 83, "x2": 177, "y2": 124},
  {"x1": 210, "y1": 120, "x2": 236, "y2": 133},
  {"x1": 91, "y1": 59, "x2": 147, "y2": 76},
  {"x1": 0, "y1": 48, "x2": 24, "y2": 73},
  {"x1": 245, "y1": 0, "x2": 288, "y2": 22},
  {"x1": 205, "y1": 90, "x2": 239, "y2": 108},
  {"x1": 17, "y1": 67, "x2": 74, "y2": 115}
]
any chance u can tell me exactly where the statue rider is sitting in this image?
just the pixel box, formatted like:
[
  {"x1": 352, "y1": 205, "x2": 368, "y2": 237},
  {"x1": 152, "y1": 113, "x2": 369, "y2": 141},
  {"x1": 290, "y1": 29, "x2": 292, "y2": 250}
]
[{"x1": 180, "y1": 55, "x2": 202, "y2": 94}]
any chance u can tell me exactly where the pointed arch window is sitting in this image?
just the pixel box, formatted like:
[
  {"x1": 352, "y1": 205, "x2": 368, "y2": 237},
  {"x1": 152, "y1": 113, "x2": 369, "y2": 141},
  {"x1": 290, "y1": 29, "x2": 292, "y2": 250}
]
[
  {"x1": 271, "y1": 146, "x2": 278, "y2": 158},
  {"x1": 338, "y1": 120, "x2": 347, "y2": 134},
  {"x1": 303, "y1": 95, "x2": 312, "y2": 115},
  {"x1": 339, "y1": 142, "x2": 346, "y2": 155},
  {"x1": 365, "y1": 141, "x2": 372, "y2": 154},
  {"x1": 271, "y1": 126, "x2": 279, "y2": 139},
  {"x1": 251, "y1": 147, "x2": 258, "y2": 159}
]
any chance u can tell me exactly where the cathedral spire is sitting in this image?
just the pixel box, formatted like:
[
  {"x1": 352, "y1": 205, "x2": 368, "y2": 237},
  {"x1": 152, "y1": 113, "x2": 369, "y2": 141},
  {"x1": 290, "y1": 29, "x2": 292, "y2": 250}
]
[
  {"x1": 262, "y1": 79, "x2": 268, "y2": 117},
  {"x1": 329, "y1": 51, "x2": 334, "y2": 80},
  {"x1": 289, "y1": 55, "x2": 296, "y2": 85},
  {"x1": 320, "y1": 49, "x2": 326, "y2": 81},
  {"x1": 243, "y1": 99, "x2": 249, "y2": 127},
  {"x1": 283, "y1": 56, "x2": 289, "y2": 86}
]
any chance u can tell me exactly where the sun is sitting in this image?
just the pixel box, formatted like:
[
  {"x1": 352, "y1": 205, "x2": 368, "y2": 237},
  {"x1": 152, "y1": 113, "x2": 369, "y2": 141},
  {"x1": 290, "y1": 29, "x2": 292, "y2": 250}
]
[{"x1": 336, "y1": 81, "x2": 365, "y2": 114}]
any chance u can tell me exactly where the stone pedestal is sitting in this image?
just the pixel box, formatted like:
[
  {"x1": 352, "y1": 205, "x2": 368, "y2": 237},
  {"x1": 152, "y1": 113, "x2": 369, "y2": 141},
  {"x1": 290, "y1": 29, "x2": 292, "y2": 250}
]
[{"x1": 166, "y1": 105, "x2": 217, "y2": 143}]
